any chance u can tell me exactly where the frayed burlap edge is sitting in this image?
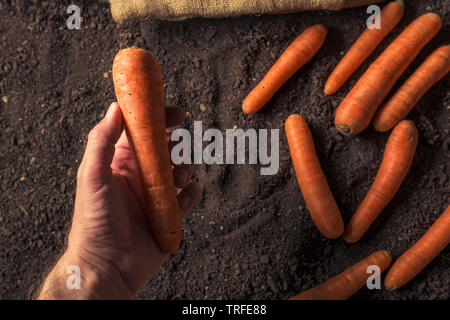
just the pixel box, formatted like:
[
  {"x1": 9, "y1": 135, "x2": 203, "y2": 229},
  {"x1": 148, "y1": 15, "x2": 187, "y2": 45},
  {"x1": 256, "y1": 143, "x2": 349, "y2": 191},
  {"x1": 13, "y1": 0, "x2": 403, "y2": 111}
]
[{"x1": 108, "y1": 0, "x2": 384, "y2": 23}]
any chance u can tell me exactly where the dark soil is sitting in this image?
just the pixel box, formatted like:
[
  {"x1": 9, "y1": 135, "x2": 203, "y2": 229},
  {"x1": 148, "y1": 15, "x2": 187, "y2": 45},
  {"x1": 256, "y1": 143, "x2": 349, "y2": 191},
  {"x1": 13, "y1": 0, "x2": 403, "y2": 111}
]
[{"x1": 0, "y1": 0, "x2": 448, "y2": 300}]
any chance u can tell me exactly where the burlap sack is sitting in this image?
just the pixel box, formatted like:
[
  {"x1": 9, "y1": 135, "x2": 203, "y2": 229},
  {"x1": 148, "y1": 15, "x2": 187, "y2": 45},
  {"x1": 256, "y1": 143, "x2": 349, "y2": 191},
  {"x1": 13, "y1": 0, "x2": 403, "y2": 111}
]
[{"x1": 109, "y1": 0, "x2": 384, "y2": 22}]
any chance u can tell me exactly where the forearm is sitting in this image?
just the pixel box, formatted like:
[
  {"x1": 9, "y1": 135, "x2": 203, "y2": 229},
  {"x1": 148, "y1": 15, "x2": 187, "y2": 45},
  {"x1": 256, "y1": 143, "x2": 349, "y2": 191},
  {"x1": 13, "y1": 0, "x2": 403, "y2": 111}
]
[{"x1": 37, "y1": 248, "x2": 133, "y2": 300}]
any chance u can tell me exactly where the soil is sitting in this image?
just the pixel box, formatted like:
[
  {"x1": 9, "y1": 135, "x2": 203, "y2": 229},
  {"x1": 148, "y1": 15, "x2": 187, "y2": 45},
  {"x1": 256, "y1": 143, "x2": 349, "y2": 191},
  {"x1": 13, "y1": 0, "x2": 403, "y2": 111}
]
[{"x1": 0, "y1": 0, "x2": 448, "y2": 300}]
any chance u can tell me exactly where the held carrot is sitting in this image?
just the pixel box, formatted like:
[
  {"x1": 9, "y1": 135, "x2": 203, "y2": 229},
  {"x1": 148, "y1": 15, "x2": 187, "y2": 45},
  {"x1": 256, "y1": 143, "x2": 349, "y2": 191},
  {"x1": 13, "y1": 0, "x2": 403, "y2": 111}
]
[
  {"x1": 334, "y1": 13, "x2": 442, "y2": 136},
  {"x1": 324, "y1": 0, "x2": 404, "y2": 95},
  {"x1": 290, "y1": 250, "x2": 392, "y2": 300},
  {"x1": 243, "y1": 25, "x2": 327, "y2": 114},
  {"x1": 285, "y1": 114, "x2": 344, "y2": 239},
  {"x1": 373, "y1": 45, "x2": 450, "y2": 132},
  {"x1": 343, "y1": 120, "x2": 418, "y2": 243},
  {"x1": 113, "y1": 48, "x2": 181, "y2": 254},
  {"x1": 385, "y1": 206, "x2": 450, "y2": 290}
]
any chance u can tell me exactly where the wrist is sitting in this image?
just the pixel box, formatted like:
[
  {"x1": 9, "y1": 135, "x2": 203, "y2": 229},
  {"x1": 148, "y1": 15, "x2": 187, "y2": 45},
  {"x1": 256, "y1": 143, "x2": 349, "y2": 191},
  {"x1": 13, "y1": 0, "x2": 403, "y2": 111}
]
[{"x1": 38, "y1": 248, "x2": 134, "y2": 300}]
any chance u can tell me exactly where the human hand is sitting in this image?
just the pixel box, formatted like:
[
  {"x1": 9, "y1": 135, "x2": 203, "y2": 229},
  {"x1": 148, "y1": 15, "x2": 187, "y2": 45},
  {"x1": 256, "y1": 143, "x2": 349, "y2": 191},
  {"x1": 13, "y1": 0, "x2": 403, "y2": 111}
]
[{"x1": 38, "y1": 102, "x2": 201, "y2": 299}]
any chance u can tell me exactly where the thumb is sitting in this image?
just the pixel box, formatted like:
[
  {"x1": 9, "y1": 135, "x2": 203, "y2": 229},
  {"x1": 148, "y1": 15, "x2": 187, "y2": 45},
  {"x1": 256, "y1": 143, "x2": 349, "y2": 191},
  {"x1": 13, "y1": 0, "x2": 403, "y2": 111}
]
[{"x1": 81, "y1": 102, "x2": 123, "y2": 178}]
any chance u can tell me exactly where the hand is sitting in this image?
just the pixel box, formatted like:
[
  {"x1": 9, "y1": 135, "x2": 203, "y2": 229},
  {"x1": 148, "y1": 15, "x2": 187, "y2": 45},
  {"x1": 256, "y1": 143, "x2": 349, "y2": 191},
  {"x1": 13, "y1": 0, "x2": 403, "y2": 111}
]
[{"x1": 38, "y1": 102, "x2": 202, "y2": 299}]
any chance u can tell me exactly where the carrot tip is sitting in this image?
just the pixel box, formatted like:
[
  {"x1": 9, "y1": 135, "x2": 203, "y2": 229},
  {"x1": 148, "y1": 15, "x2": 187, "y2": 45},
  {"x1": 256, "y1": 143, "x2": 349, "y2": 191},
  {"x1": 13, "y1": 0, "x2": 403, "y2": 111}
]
[
  {"x1": 324, "y1": 228, "x2": 344, "y2": 240},
  {"x1": 242, "y1": 100, "x2": 254, "y2": 115},
  {"x1": 396, "y1": 0, "x2": 404, "y2": 8},
  {"x1": 342, "y1": 227, "x2": 364, "y2": 243},
  {"x1": 343, "y1": 236, "x2": 357, "y2": 244},
  {"x1": 385, "y1": 283, "x2": 397, "y2": 291},
  {"x1": 242, "y1": 107, "x2": 253, "y2": 115},
  {"x1": 323, "y1": 83, "x2": 336, "y2": 96},
  {"x1": 336, "y1": 123, "x2": 351, "y2": 136},
  {"x1": 372, "y1": 121, "x2": 391, "y2": 133},
  {"x1": 314, "y1": 24, "x2": 328, "y2": 35}
]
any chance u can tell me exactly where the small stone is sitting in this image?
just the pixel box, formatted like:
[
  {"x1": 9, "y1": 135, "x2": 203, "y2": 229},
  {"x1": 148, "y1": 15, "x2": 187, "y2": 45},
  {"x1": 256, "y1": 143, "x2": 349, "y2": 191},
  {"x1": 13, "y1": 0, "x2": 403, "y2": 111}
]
[
  {"x1": 205, "y1": 28, "x2": 217, "y2": 40},
  {"x1": 323, "y1": 245, "x2": 333, "y2": 255},
  {"x1": 416, "y1": 281, "x2": 426, "y2": 294},
  {"x1": 438, "y1": 173, "x2": 447, "y2": 186},
  {"x1": 199, "y1": 104, "x2": 206, "y2": 112},
  {"x1": 268, "y1": 278, "x2": 279, "y2": 293},
  {"x1": 326, "y1": 140, "x2": 334, "y2": 151},
  {"x1": 282, "y1": 279, "x2": 288, "y2": 291},
  {"x1": 1, "y1": 96, "x2": 7, "y2": 103},
  {"x1": 260, "y1": 255, "x2": 269, "y2": 264},
  {"x1": 442, "y1": 139, "x2": 448, "y2": 151},
  {"x1": 192, "y1": 57, "x2": 201, "y2": 68}
]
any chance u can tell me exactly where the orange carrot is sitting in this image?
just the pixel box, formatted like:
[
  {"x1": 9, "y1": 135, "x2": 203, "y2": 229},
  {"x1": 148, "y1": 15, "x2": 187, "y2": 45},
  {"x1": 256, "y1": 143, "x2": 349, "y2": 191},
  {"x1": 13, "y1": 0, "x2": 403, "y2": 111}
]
[
  {"x1": 343, "y1": 120, "x2": 418, "y2": 243},
  {"x1": 290, "y1": 250, "x2": 392, "y2": 300},
  {"x1": 113, "y1": 48, "x2": 181, "y2": 254},
  {"x1": 243, "y1": 25, "x2": 327, "y2": 114},
  {"x1": 385, "y1": 206, "x2": 450, "y2": 290},
  {"x1": 324, "y1": 0, "x2": 404, "y2": 95},
  {"x1": 334, "y1": 13, "x2": 442, "y2": 136},
  {"x1": 373, "y1": 45, "x2": 450, "y2": 132},
  {"x1": 285, "y1": 114, "x2": 344, "y2": 239}
]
